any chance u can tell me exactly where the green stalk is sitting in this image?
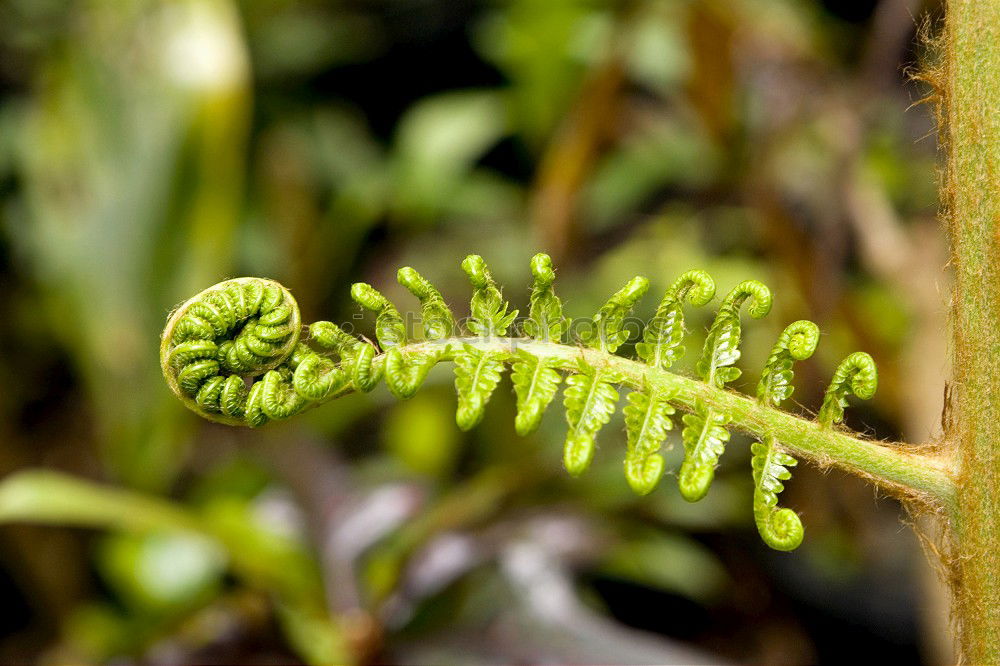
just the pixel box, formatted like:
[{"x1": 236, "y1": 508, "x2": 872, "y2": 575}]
[
  {"x1": 0, "y1": 470, "x2": 200, "y2": 532},
  {"x1": 313, "y1": 337, "x2": 956, "y2": 511},
  {"x1": 943, "y1": 0, "x2": 1000, "y2": 659}
]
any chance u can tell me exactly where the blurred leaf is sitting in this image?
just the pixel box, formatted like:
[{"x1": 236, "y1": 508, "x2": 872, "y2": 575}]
[
  {"x1": 853, "y1": 281, "x2": 911, "y2": 348},
  {"x1": 392, "y1": 90, "x2": 507, "y2": 221},
  {"x1": 599, "y1": 532, "x2": 729, "y2": 602},
  {"x1": 582, "y1": 116, "x2": 718, "y2": 230},
  {"x1": 7, "y1": 0, "x2": 251, "y2": 490},
  {"x1": 311, "y1": 107, "x2": 387, "y2": 187},
  {"x1": 249, "y1": 8, "x2": 384, "y2": 79},
  {"x1": 63, "y1": 601, "x2": 132, "y2": 662},
  {"x1": 275, "y1": 602, "x2": 353, "y2": 666},
  {"x1": 623, "y1": 5, "x2": 690, "y2": 94},
  {"x1": 97, "y1": 531, "x2": 226, "y2": 613},
  {"x1": 365, "y1": 465, "x2": 529, "y2": 602},
  {"x1": 384, "y1": 390, "x2": 461, "y2": 479},
  {"x1": 0, "y1": 471, "x2": 345, "y2": 664},
  {"x1": 197, "y1": 493, "x2": 332, "y2": 634},
  {"x1": 863, "y1": 126, "x2": 939, "y2": 213},
  {"x1": 474, "y1": 0, "x2": 603, "y2": 144},
  {"x1": 186, "y1": 457, "x2": 273, "y2": 506},
  {"x1": 0, "y1": 470, "x2": 200, "y2": 533}
]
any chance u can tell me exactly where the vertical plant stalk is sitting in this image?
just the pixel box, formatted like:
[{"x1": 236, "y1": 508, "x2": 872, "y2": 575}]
[{"x1": 943, "y1": 0, "x2": 1000, "y2": 660}]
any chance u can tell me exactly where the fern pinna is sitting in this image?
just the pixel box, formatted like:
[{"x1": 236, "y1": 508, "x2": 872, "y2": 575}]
[{"x1": 162, "y1": 253, "x2": 910, "y2": 552}]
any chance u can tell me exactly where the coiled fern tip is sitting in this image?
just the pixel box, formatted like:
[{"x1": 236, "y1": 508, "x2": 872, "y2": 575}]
[{"x1": 159, "y1": 256, "x2": 880, "y2": 552}]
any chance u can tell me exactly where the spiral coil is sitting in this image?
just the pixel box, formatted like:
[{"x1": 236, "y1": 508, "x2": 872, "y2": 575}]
[{"x1": 161, "y1": 277, "x2": 393, "y2": 427}]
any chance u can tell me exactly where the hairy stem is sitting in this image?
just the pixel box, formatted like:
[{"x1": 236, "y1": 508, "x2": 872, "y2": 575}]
[
  {"x1": 313, "y1": 337, "x2": 956, "y2": 510},
  {"x1": 943, "y1": 0, "x2": 1000, "y2": 660}
]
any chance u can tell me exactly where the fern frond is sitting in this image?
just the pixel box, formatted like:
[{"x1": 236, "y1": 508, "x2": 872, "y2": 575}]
[
  {"x1": 161, "y1": 258, "x2": 942, "y2": 553},
  {"x1": 523, "y1": 253, "x2": 566, "y2": 342},
  {"x1": 623, "y1": 384, "x2": 676, "y2": 495},
  {"x1": 623, "y1": 270, "x2": 712, "y2": 495},
  {"x1": 636, "y1": 269, "x2": 715, "y2": 370},
  {"x1": 309, "y1": 320, "x2": 384, "y2": 393},
  {"x1": 245, "y1": 381, "x2": 268, "y2": 427},
  {"x1": 351, "y1": 282, "x2": 406, "y2": 349},
  {"x1": 818, "y1": 351, "x2": 878, "y2": 427},
  {"x1": 563, "y1": 361, "x2": 619, "y2": 477},
  {"x1": 751, "y1": 437, "x2": 803, "y2": 551},
  {"x1": 510, "y1": 254, "x2": 567, "y2": 436},
  {"x1": 695, "y1": 280, "x2": 772, "y2": 387},
  {"x1": 679, "y1": 280, "x2": 772, "y2": 502},
  {"x1": 351, "y1": 342, "x2": 383, "y2": 392},
  {"x1": 756, "y1": 320, "x2": 820, "y2": 406},
  {"x1": 511, "y1": 349, "x2": 563, "y2": 436},
  {"x1": 309, "y1": 321, "x2": 362, "y2": 356},
  {"x1": 293, "y1": 353, "x2": 349, "y2": 401},
  {"x1": 581, "y1": 276, "x2": 649, "y2": 353},
  {"x1": 462, "y1": 254, "x2": 517, "y2": 337},
  {"x1": 261, "y1": 367, "x2": 308, "y2": 420},
  {"x1": 454, "y1": 344, "x2": 508, "y2": 431},
  {"x1": 384, "y1": 347, "x2": 441, "y2": 399},
  {"x1": 678, "y1": 407, "x2": 731, "y2": 502},
  {"x1": 749, "y1": 320, "x2": 818, "y2": 550},
  {"x1": 398, "y1": 267, "x2": 456, "y2": 340}
]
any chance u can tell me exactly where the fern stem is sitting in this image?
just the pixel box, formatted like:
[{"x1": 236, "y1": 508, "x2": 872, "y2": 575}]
[
  {"x1": 944, "y1": 0, "x2": 1000, "y2": 659},
  {"x1": 313, "y1": 337, "x2": 956, "y2": 510}
]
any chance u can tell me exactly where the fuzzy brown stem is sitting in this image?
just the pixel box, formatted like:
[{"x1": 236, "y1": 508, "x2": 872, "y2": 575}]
[{"x1": 943, "y1": 0, "x2": 1000, "y2": 660}]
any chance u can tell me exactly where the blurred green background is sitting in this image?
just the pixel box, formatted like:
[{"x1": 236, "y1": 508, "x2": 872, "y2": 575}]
[{"x1": 0, "y1": 0, "x2": 952, "y2": 663}]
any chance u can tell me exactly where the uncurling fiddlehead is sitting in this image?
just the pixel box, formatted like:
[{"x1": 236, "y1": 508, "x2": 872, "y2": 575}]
[
  {"x1": 678, "y1": 280, "x2": 772, "y2": 503},
  {"x1": 511, "y1": 254, "x2": 566, "y2": 436},
  {"x1": 563, "y1": 276, "x2": 648, "y2": 476},
  {"x1": 623, "y1": 270, "x2": 715, "y2": 495},
  {"x1": 161, "y1": 254, "x2": 882, "y2": 551},
  {"x1": 397, "y1": 267, "x2": 455, "y2": 340},
  {"x1": 750, "y1": 320, "x2": 819, "y2": 551},
  {"x1": 161, "y1": 278, "x2": 302, "y2": 427},
  {"x1": 818, "y1": 351, "x2": 878, "y2": 428},
  {"x1": 462, "y1": 254, "x2": 518, "y2": 337},
  {"x1": 454, "y1": 256, "x2": 516, "y2": 430}
]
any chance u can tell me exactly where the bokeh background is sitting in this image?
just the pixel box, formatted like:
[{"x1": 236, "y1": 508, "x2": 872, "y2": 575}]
[{"x1": 0, "y1": 0, "x2": 953, "y2": 663}]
